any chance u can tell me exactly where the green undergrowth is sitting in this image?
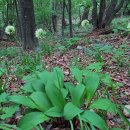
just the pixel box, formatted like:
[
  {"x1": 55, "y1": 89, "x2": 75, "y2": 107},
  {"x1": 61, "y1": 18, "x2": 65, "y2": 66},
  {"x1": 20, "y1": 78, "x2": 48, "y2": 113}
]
[
  {"x1": 0, "y1": 33, "x2": 130, "y2": 130},
  {"x1": 0, "y1": 66, "x2": 129, "y2": 130}
]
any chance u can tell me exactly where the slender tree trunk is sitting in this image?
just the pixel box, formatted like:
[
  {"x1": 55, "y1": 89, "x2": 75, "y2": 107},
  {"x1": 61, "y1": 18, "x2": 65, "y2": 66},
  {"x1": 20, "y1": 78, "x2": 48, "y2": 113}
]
[
  {"x1": 68, "y1": 0, "x2": 73, "y2": 37},
  {"x1": 17, "y1": 0, "x2": 38, "y2": 50},
  {"x1": 52, "y1": 0, "x2": 57, "y2": 32},
  {"x1": 14, "y1": 0, "x2": 22, "y2": 40},
  {"x1": 98, "y1": 0, "x2": 106, "y2": 28},
  {"x1": 61, "y1": 0, "x2": 66, "y2": 37},
  {"x1": 92, "y1": 0, "x2": 98, "y2": 29},
  {"x1": 81, "y1": 7, "x2": 89, "y2": 20},
  {"x1": 6, "y1": 0, "x2": 9, "y2": 26}
]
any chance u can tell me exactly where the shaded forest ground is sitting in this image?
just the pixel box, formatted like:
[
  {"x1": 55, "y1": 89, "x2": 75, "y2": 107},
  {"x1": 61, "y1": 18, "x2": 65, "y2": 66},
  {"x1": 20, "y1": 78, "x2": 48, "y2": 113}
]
[{"x1": 0, "y1": 28, "x2": 130, "y2": 129}]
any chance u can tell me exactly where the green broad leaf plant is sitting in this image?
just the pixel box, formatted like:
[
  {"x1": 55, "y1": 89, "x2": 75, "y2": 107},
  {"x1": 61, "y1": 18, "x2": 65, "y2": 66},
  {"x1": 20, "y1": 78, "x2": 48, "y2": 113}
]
[{"x1": 0, "y1": 67, "x2": 127, "y2": 130}]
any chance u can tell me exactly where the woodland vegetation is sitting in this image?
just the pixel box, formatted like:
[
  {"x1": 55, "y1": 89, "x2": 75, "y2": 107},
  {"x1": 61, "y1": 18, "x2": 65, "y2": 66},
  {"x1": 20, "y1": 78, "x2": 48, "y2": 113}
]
[{"x1": 0, "y1": 0, "x2": 130, "y2": 130}]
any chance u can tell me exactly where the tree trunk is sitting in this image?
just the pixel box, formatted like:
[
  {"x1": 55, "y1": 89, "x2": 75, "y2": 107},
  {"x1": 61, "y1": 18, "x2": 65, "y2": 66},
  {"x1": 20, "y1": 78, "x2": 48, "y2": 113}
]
[
  {"x1": 92, "y1": 0, "x2": 125, "y2": 29},
  {"x1": 82, "y1": 7, "x2": 89, "y2": 21},
  {"x1": 0, "y1": 29, "x2": 4, "y2": 40},
  {"x1": 14, "y1": 0, "x2": 22, "y2": 41},
  {"x1": 6, "y1": 1, "x2": 9, "y2": 26},
  {"x1": 92, "y1": 0, "x2": 98, "y2": 29},
  {"x1": 61, "y1": 0, "x2": 66, "y2": 37},
  {"x1": 104, "y1": 0, "x2": 124, "y2": 27},
  {"x1": 98, "y1": 0, "x2": 106, "y2": 28},
  {"x1": 17, "y1": 0, "x2": 38, "y2": 50},
  {"x1": 68, "y1": 0, "x2": 73, "y2": 37},
  {"x1": 52, "y1": 0, "x2": 57, "y2": 32}
]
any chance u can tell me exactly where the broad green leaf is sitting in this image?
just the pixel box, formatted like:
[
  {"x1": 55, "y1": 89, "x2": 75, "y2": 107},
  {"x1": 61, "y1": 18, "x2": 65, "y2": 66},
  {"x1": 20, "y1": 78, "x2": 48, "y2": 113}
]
[
  {"x1": 31, "y1": 79, "x2": 45, "y2": 91},
  {"x1": 37, "y1": 71, "x2": 50, "y2": 85},
  {"x1": 64, "y1": 82, "x2": 75, "y2": 90},
  {"x1": 0, "y1": 93, "x2": 8, "y2": 103},
  {"x1": 22, "y1": 72, "x2": 48, "y2": 93},
  {"x1": 110, "y1": 128, "x2": 123, "y2": 130},
  {"x1": 30, "y1": 92, "x2": 52, "y2": 112},
  {"x1": 81, "y1": 110, "x2": 107, "y2": 130},
  {"x1": 68, "y1": 84, "x2": 85, "y2": 106},
  {"x1": 22, "y1": 83, "x2": 34, "y2": 93},
  {"x1": 64, "y1": 102, "x2": 83, "y2": 120},
  {"x1": 1, "y1": 105, "x2": 19, "y2": 119},
  {"x1": 22, "y1": 74, "x2": 39, "y2": 92},
  {"x1": 22, "y1": 73, "x2": 37, "y2": 82},
  {"x1": 84, "y1": 72, "x2": 99, "y2": 104},
  {"x1": 71, "y1": 68, "x2": 82, "y2": 83},
  {"x1": 83, "y1": 70, "x2": 91, "y2": 77},
  {"x1": 9, "y1": 95, "x2": 36, "y2": 109},
  {"x1": 45, "y1": 81, "x2": 65, "y2": 109},
  {"x1": 90, "y1": 98, "x2": 117, "y2": 114},
  {"x1": 18, "y1": 112, "x2": 49, "y2": 130},
  {"x1": 52, "y1": 68, "x2": 64, "y2": 89},
  {"x1": 45, "y1": 106, "x2": 63, "y2": 117},
  {"x1": 61, "y1": 88, "x2": 68, "y2": 99}
]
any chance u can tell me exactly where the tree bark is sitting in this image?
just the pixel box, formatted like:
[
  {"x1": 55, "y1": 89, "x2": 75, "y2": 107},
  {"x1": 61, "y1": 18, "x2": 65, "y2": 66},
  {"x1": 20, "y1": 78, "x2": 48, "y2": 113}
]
[
  {"x1": 92, "y1": 0, "x2": 98, "y2": 29},
  {"x1": 14, "y1": 0, "x2": 22, "y2": 40},
  {"x1": 98, "y1": 0, "x2": 106, "y2": 28},
  {"x1": 91, "y1": 0, "x2": 125, "y2": 29},
  {"x1": 52, "y1": 0, "x2": 57, "y2": 32},
  {"x1": 115, "y1": 0, "x2": 125, "y2": 13},
  {"x1": 17, "y1": 0, "x2": 38, "y2": 50},
  {"x1": 68, "y1": 0, "x2": 73, "y2": 37},
  {"x1": 104, "y1": 0, "x2": 118, "y2": 26},
  {"x1": 104, "y1": 0, "x2": 124, "y2": 27},
  {"x1": 61, "y1": 0, "x2": 66, "y2": 37}
]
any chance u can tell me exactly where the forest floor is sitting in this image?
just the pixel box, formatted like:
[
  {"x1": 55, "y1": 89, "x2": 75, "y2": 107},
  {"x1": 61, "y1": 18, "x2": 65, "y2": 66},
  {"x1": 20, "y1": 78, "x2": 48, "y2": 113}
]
[
  {"x1": 0, "y1": 31, "x2": 130, "y2": 129},
  {"x1": 42, "y1": 32, "x2": 130, "y2": 129}
]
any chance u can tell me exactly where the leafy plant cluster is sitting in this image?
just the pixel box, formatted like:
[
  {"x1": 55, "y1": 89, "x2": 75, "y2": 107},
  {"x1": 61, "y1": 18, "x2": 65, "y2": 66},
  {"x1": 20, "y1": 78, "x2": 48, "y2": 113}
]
[
  {"x1": 0, "y1": 65, "x2": 129, "y2": 130},
  {"x1": 14, "y1": 53, "x2": 44, "y2": 78},
  {"x1": 40, "y1": 43, "x2": 53, "y2": 56},
  {"x1": 112, "y1": 45, "x2": 128, "y2": 67},
  {"x1": 57, "y1": 37, "x2": 81, "y2": 54},
  {"x1": 84, "y1": 43, "x2": 128, "y2": 68},
  {"x1": 84, "y1": 43, "x2": 113, "y2": 62},
  {"x1": 0, "y1": 42, "x2": 54, "y2": 78},
  {"x1": 0, "y1": 47, "x2": 18, "y2": 58},
  {"x1": 112, "y1": 17, "x2": 130, "y2": 34}
]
